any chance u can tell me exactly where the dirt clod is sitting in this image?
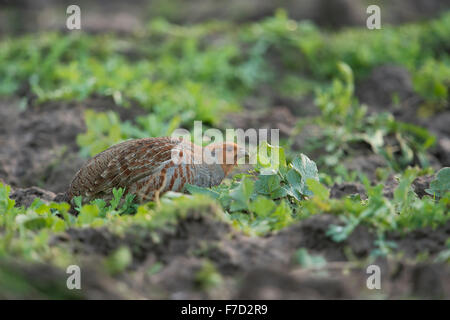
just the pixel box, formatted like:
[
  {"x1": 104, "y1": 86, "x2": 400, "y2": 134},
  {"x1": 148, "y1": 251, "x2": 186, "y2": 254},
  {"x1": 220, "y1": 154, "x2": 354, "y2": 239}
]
[
  {"x1": 10, "y1": 186, "x2": 56, "y2": 207},
  {"x1": 330, "y1": 182, "x2": 367, "y2": 200}
]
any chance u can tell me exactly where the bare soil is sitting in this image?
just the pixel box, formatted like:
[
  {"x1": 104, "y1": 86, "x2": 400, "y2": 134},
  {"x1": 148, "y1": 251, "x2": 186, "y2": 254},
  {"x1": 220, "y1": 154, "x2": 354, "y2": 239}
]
[{"x1": 0, "y1": 61, "x2": 449, "y2": 299}]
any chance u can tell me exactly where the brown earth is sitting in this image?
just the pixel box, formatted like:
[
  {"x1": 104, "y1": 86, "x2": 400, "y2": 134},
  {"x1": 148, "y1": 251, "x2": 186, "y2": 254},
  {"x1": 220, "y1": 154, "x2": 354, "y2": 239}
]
[
  {"x1": 3, "y1": 209, "x2": 446, "y2": 299},
  {"x1": 0, "y1": 60, "x2": 449, "y2": 299},
  {"x1": 0, "y1": 96, "x2": 145, "y2": 193}
]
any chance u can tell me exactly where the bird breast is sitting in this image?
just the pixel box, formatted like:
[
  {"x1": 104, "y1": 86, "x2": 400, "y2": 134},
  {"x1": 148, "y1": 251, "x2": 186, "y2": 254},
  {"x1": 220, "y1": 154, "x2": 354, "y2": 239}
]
[{"x1": 191, "y1": 164, "x2": 226, "y2": 188}]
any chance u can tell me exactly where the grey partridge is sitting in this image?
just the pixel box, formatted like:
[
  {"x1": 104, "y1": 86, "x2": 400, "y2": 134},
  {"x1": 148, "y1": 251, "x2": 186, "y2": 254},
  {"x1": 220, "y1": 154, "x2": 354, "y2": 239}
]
[{"x1": 64, "y1": 137, "x2": 245, "y2": 206}]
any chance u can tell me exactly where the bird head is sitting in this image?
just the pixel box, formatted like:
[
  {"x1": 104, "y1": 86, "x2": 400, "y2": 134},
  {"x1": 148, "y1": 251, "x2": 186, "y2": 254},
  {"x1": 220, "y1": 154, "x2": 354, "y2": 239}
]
[{"x1": 205, "y1": 142, "x2": 247, "y2": 176}]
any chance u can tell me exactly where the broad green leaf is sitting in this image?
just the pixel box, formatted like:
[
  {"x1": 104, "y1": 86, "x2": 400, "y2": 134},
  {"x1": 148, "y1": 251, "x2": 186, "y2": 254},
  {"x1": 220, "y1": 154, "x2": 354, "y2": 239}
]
[
  {"x1": 291, "y1": 154, "x2": 319, "y2": 182},
  {"x1": 287, "y1": 154, "x2": 319, "y2": 198},
  {"x1": 229, "y1": 177, "x2": 254, "y2": 212},
  {"x1": 249, "y1": 196, "x2": 276, "y2": 217},
  {"x1": 77, "y1": 204, "x2": 100, "y2": 225},
  {"x1": 185, "y1": 183, "x2": 220, "y2": 199},
  {"x1": 286, "y1": 169, "x2": 303, "y2": 200},
  {"x1": 426, "y1": 167, "x2": 450, "y2": 198},
  {"x1": 24, "y1": 217, "x2": 47, "y2": 230},
  {"x1": 51, "y1": 218, "x2": 66, "y2": 232},
  {"x1": 306, "y1": 179, "x2": 330, "y2": 200},
  {"x1": 272, "y1": 200, "x2": 293, "y2": 228},
  {"x1": 254, "y1": 174, "x2": 286, "y2": 199}
]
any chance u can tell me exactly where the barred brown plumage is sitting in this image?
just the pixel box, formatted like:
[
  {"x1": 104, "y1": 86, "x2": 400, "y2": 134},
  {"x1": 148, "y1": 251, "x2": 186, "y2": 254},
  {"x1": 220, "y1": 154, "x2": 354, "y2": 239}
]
[{"x1": 65, "y1": 137, "x2": 245, "y2": 207}]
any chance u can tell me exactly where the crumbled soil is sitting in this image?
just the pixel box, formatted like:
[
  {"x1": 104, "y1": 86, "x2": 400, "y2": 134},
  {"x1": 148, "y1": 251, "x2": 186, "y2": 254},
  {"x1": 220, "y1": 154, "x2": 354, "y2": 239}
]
[
  {"x1": 356, "y1": 64, "x2": 450, "y2": 167},
  {"x1": 8, "y1": 210, "x2": 449, "y2": 299},
  {"x1": 0, "y1": 96, "x2": 145, "y2": 193},
  {"x1": 0, "y1": 59, "x2": 449, "y2": 299},
  {"x1": 412, "y1": 175, "x2": 435, "y2": 198},
  {"x1": 329, "y1": 174, "x2": 434, "y2": 200},
  {"x1": 432, "y1": 130, "x2": 450, "y2": 167},
  {"x1": 46, "y1": 211, "x2": 450, "y2": 299},
  {"x1": 0, "y1": 259, "x2": 136, "y2": 299},
  {"x1": 225, "y1": 106, "x2": 298, "y2": 139},
  {"x1": 330, "y1": 182, "x2": 367, "y2": 200},
  {"x1": 343, "y1": 154, "x2": 388, "y2": 181},
  {"x1": 389, "y1": 223, "x2": 450, "y2": 258},
  {"x1": 235, "y1": 267, "x2": 354, "y2": 299},
  {"x1": 9, "y1": 186, "x2": 57, "y2": 207},
  {"x1": 356, "y1": 64, "x2": 450, "y2": 132},
  {"x1": 356, "y1": 65, "x2": 420, "y2": 118}
]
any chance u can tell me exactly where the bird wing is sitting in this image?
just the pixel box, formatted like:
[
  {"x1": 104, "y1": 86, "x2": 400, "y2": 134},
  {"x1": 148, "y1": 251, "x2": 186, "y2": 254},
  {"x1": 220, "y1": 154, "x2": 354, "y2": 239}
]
[{"x1": 67, "y1": 137, "x2": 185, "y2": 200}]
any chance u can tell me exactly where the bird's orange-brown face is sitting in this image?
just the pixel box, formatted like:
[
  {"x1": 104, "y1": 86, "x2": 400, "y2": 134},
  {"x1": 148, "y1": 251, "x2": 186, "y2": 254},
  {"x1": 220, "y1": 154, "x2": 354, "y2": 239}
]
[{"x1": 206, "y1": 142, "x2": 247, "y2": 176}]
